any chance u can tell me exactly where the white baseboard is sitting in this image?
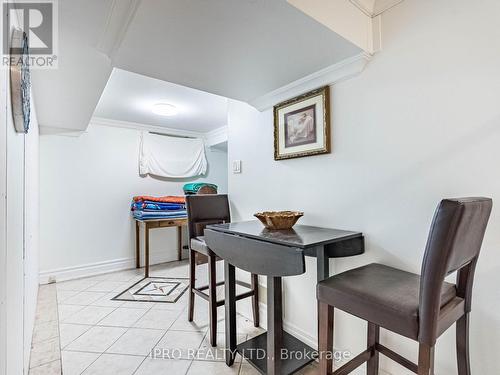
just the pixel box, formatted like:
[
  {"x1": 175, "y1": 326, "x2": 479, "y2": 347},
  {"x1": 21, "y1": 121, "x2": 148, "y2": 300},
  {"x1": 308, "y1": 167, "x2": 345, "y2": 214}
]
[
  {"x1": 39, "y1": 248, "x2": 189, "y2": 285},
  {"x1": 39, "y1": 257, "x2": 136, "y2": 284}
]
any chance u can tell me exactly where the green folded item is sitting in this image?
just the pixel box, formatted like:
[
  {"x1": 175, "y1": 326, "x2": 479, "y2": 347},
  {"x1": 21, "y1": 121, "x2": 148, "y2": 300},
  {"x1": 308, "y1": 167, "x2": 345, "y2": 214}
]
[{"x1": 183, "y1": 183, "x2": 218, "y2": 194}]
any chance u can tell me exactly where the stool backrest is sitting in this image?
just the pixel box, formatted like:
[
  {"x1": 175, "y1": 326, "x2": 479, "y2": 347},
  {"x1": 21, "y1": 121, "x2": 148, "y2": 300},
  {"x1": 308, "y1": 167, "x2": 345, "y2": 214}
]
[
  {"x1": 186, "y1": 194, "x2": 231, "y2": 240},
  {"x1": 419, "y1": 197, "x2": 492, "y2": 344}
]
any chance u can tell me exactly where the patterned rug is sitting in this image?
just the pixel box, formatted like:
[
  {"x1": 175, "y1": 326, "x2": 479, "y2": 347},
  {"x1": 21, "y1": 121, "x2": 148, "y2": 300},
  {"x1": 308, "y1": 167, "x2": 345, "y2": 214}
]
[{"x1": 112, "y1": 277, "x2": 189, "y2": 304}]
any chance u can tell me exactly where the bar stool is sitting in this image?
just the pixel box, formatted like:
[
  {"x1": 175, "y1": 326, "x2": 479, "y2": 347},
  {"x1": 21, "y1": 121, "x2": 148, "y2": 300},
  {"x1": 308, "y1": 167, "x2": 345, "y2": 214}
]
[
  {"x1": 317, "y1": 198, "x2": 492, "y2": 375},
  {"x1": 186, "y1": 194, "x2": 259, "y2": 347}
]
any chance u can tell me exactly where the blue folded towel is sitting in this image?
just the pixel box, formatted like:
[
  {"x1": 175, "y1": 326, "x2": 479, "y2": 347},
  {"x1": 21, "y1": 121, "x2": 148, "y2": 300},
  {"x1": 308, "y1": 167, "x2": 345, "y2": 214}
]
[
  {"x1": 133, "y1": 210, "x2": 187, "y2": 220},
  {"x1": 131, "y1": 201, "x2": 185, "y2": 211}
]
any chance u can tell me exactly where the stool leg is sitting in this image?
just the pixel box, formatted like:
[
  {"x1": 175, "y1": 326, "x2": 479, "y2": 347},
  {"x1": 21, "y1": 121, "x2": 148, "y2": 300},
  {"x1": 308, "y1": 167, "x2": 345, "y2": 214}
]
[
  {"x1": 319, "y1": 301, "x2": 334, "y2": 375},
  {"x1": 188, "y1": 250, "x2": 196, "y2": 322},
  {"x1": 145, "y1": 224, "x2": 150, "y2": 278},
  {"x1": 367, "y1": 322, "x2": 380, "y2": 375},
  {"x1": 457, "y1": 314, "x2": 471, "y2": 375},
  {"x1": 251, "y1": 273, "x2": 259, "y2": 327},
  {"x1": 224, "y1": 261, "x2": 237, "y2": 366},
  {"x1": 418, "y1": 344, "x2": 435, "y2": 375},
  {"x1": 177, "y1": 226, "x2": 182, "y2": 261},
  {"x1": 208, "y1": 254, "x2": 217, "y2": 347},
  {"x1": 135, "y1": 221, "x2": 140, "y2": 268}
]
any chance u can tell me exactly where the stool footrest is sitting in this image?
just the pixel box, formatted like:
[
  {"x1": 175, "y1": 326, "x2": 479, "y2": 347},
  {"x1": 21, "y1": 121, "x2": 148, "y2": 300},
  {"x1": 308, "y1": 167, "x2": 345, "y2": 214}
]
[
  {"x1": 332, "y1": 348, "x2": 371, "y2": 375},
  {"x1": 193, "y1": 286, "x2": 256, "y2": 307},
  {"x1": 376, "y1": 343, "x2": 418, "y2": 374}
]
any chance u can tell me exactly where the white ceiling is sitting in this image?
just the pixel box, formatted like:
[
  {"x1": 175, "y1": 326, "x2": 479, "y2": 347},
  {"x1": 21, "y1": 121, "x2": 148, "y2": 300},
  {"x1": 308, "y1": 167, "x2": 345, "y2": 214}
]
[
  {"x1": 113, "y1": 0, "x2": 361, "y2": 103},
  {"x1": 32, "y1": 0, "x2": 367, "y2": 133},
  {"x1": 94, "y1": 69, "x2": 228, "y2": 133},
  {"x1": 31, "y1": 0, "x2": 113, "y2": 133}
]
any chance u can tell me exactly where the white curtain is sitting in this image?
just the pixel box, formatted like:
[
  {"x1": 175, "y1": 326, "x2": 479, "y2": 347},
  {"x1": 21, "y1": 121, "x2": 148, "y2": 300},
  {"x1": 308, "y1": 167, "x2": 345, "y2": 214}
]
[{"x1": 139, "y1": 132, "x2": 207, "y2": 178}]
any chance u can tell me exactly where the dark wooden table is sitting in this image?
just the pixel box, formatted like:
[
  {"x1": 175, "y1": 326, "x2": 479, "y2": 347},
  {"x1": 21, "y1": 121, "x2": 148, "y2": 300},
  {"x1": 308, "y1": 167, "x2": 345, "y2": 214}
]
[
  {"x1": 205, "y1": 220, "x2": 364, "y2": 375},
  {"x1": 134, "y1": 217, "x2": 187, "y2": 278}
]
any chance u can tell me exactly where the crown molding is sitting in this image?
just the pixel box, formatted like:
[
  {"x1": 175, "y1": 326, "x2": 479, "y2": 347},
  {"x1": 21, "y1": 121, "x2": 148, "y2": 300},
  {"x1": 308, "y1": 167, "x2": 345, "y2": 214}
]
[
  {"x1": 96, "y1": 0, "x2": 142, "y2": 59},
  {"x1": 350, "y1": 0, "x2": 404, "y2": 17},
  {"x1": 39, "y1": 125, "x2": 87, "y2": 137},
  {"x1": 373, "y1": 0, "x2": 404, "y2": 16},
  {"x1": 249, "y1": 52, "x2": 372, "y2": 111},
  {"x1": 44, "y1": 117, "x2": 228, "y2": 145},
  {"x1": 205, "y1": 126, "x2": 228, "y2": 147},
  {"x1": 349, "y1": 0, "x2": 375, "y2": 16},
  {"x1": 90, "y1": 117, "x2": 204, "y2": 139}
]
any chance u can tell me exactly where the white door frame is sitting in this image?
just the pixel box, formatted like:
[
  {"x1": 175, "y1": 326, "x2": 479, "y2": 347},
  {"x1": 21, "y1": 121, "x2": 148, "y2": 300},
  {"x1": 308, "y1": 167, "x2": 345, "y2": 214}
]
[{"x1": 0, "y1": 5, "x2": 8, "y2": 373}]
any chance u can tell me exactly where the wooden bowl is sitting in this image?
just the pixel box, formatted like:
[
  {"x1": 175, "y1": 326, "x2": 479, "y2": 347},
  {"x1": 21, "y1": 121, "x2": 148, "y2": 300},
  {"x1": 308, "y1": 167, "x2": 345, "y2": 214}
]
[{"x1": 254, "y1": 211, "x2": 304, "y2": 230}]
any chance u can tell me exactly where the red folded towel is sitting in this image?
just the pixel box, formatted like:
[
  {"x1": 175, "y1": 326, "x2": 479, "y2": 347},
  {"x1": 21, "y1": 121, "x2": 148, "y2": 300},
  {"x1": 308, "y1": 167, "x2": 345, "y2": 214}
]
[{"x1": 133, "y1": 195, "x2": 186, "y2": 204}]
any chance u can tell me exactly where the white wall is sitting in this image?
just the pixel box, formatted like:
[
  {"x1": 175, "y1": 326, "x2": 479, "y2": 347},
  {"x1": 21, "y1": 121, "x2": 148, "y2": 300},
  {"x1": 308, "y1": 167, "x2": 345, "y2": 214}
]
[
  {"x1": 23, "y1": 113, "x2": 40, "y2": 371},
  {"x1": 227, "y1": 1, "x2": 500, "y2": 374},
  {"x1": 39, "y1": 123, "x2": 228, "y2": 282},
  {"x1": 0, "y1": 33, "x2": 40, "y2": 375}
]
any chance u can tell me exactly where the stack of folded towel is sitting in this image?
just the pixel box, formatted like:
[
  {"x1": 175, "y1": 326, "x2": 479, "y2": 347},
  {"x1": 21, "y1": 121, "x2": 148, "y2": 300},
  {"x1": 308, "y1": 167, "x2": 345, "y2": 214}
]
[
  {"x1": 183, "y1": 183, "x2": 218, "y2": 195},
  {"x1": 131, "y1": 195, "x2": 187, "y2": 220}
]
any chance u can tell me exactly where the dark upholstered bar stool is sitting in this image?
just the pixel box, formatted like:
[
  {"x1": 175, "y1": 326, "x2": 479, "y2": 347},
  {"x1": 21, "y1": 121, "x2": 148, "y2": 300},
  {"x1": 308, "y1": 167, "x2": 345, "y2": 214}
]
[
  {"x1": 317, "y1": 198, "x2": 492, "y2": 375},
  {"x1": 186, "y1": 194, "x2": 259, "y2": 347}
]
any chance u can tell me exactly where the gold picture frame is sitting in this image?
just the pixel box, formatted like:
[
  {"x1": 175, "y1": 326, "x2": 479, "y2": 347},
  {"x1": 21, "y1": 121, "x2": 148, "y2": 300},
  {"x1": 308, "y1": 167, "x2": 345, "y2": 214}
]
[{"x1": 273, "y1": 86, "x2": 331, "y2": 160}]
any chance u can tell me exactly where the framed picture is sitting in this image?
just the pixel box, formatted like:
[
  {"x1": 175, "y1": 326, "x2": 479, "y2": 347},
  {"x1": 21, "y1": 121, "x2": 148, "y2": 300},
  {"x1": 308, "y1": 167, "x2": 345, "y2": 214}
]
[{"x1": 273, "y1": 86, "x2": 330, "y2": 160}]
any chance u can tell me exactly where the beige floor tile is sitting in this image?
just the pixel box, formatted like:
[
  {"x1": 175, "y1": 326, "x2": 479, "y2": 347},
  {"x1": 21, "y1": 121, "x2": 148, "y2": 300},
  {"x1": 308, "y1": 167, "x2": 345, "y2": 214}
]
[
  {"x1": 82, "y1": 353, "x2": 144, "y2": 375},
  {"x1": 154, "y1": 330, "x2": 206, "y2": 359},
  {"x1": 63, "y1": 291, "x2": 109, "y2": 306},
  {"x1": 65, "y1": 326, "x2": 126, "y2": 353},
  {"x1": 216, "y1": 315, "x2": 264, "y2": 339},
  {"x1": 169, "y1": 309, "x2": 209, "y2": 333},
  {"x1": 50, "y1": 261, "x2": 231, "y2": 375},
  {"x1": 96, "y1": 307, "x2": 147, "y2": 327},
  {"x1": 59, "y1": 323, "x2": 92, "y2": 348},
  {"x1": 133, "y1": 308, "x2": 181, "y2": 330},
  {"x1": 35, "y1": 302, "x2": 59, "y2": 323},
  {"x1": 56, "y1": 290, "x2": 80, "y2": 303},
  {"x1": 32, "y1": 320, "x2": 59, "y2": 343},
  {"x1": 151, "y1": 300, "x2": 187, "y2": 311},
  {"x1": 86, "y1": 281, "x2": 130, "y2": 293},
  {"x1": 120, "y1": 301, "x2": 156, "y2": 309},
  {"x1": 104, "y1": 272, "x2": 142, "y2": 282},
  {"x1": 62, "y1": 351, "x2": 100, "y2": 375},
  {"x1": 28, "y1": 359, "x2": 61, "y2": 375},
  {"x1": 58, "y1": 304, "x2": 85, "y2": 321},
  {"x1": 239, "y1": 363, "x2": 260, "y2": 375},
  {"x1": 30, "y1": 337, "x2": 61, "y2": 368},
  {"x1": 38, "y1": 283, "x2": 57, "y2": 295},
  {"x1": 107, "y1": 328, "x2": 165, "y2": 356},
  {"x1": 135, "y1": 358, "x2": 192, "y2": 375},
  {"x1": 37, "y1": 286, "x2": 58, "y2": 305},
  {"x1": 150, "y1": 261, "x2": 189, "y2": 278},
  {"x1": 63, "y1": 306, "x2": 115, "y2": 325},
  {"x1": 89, "y1": 292, "x2": 125, "y2": 308},
  {"x1": 196, "y1": 332, "x2": 246, "y2": 362},
  {"x1": 56, "y1": 279, "x2": 100, "y2": 291},
  {"x1": 187, "y1": 360, "x2": 241, "y2": 375}
]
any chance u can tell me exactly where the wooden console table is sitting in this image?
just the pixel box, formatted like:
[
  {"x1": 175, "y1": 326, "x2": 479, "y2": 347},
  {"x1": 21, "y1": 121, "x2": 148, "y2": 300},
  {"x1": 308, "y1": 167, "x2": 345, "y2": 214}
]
[{"x1": 134, "y1": 217, "x2": 188, "y2": 277}]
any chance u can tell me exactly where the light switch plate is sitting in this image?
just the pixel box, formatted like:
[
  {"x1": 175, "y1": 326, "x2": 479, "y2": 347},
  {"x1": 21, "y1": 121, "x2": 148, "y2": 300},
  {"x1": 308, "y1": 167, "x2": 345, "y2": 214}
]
[{"x1": 232, "y1": 160, "x2": 242, "y2": 174}]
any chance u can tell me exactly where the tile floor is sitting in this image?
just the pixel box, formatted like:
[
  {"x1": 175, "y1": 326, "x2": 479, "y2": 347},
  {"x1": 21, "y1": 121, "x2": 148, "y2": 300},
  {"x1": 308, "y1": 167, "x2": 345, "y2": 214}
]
[{"x1": 29, "y1": 261, "x2": 318, "y2": 375}]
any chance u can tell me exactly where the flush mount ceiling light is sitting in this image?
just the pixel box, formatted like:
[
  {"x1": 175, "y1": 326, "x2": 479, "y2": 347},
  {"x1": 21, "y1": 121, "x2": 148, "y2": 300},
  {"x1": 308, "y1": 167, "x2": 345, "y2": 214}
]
[{"x1": 152, "y1": 103, "x2": 178, "y2": 116}]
